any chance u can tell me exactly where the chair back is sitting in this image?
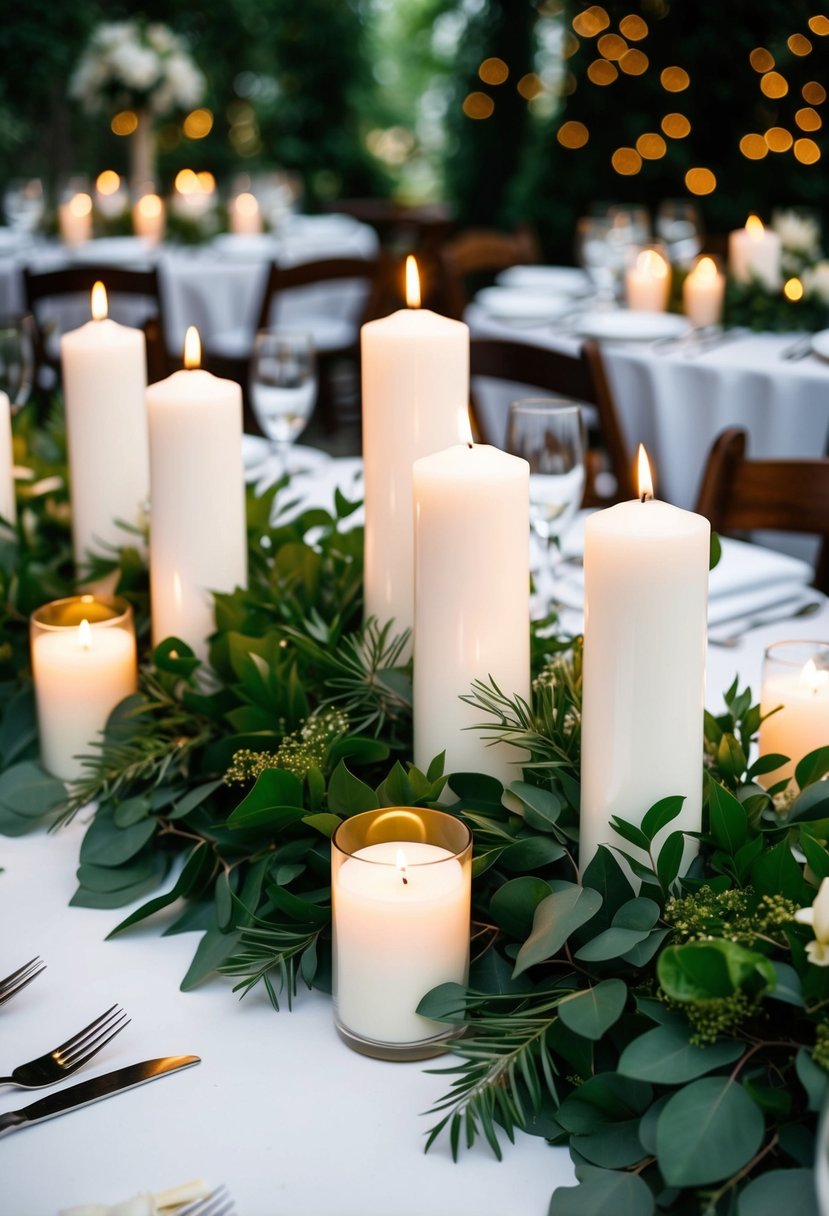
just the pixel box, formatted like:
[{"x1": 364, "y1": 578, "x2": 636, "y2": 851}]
[
  {"x1": 469, "y1": 336, "x2": 634, "y2": 504},
  {"x1": 23, "y1": 263, "x2": 169, "y2": 383},
  {"x1": 254, "y1": 254, "x2": 384, "y2": 336},
  {"x1": 438, "y1": 227, "x2": 540, "y2": 318},
  {"x1": 695, "y1": 428, "x2": 829, "y2": 591}
]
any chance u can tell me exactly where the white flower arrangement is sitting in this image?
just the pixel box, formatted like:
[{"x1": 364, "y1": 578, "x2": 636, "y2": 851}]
[
  {"x1": 795, "y1": 877, "x2": 829, "y2": 966},
  {"x1": 70, "y1": 20, "x2": 205, "y2": 118}
]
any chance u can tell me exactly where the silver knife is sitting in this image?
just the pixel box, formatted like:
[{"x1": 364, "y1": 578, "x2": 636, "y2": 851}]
[{"x1": 0, "y1": 1055, "x2": 200, "y2": 1137}]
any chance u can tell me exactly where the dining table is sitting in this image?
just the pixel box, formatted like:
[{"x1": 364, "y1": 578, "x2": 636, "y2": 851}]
[
  {"x1": 466, "y1": 274, "x2": 829, "y2": 514},
  {"x1": 2, "y1": 450, "x2": 827, "y2": 1216}
]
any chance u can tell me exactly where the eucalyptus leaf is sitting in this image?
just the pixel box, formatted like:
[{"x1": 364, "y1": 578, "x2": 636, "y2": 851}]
[
  {"x1": 0, "y1": 760, "x2": 67, "y2": 816},
  {"x1": 796, "y1": 746, "x2": 829, "y2": 791},
  {"x1": 180, "y1": 925, "x2": 242, "y2": 991},
  {"x1": 327, "y1": 760, "x2": 379, "y2": 816},
  {"x1": 640, "y1": 795, "x2": 684, "y2": 842},
  {"x1": 655, "y1": 1076, "x2": 764, "y2": 1186},
  {"x1": 618, "y1": 1023, "x2": 744, "y2": 1083},
  {"x1": 796, "y1": 1047, "x2": 829, "y2": 1112},
  {"x1": 513, "y1": 884, "x2": 602, "y2": 977},
  {"x1": 737, "y1": 1169, "x2": 819, "y2": 1216},
  {"x1": 558, "y1": 979, "x2": 627, "y2": 1040},
  {"x1": 489, "y1": 876, "x2": 552, "y2": 940},
  {"x1": 549, "y1": 1170, "x2": 654, "y2": 1216}
]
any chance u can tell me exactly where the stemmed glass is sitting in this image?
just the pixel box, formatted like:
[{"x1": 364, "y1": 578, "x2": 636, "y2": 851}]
[
  {"x1": 507, "y1": 399, "x2": 586, "y2": 607},
  {"x1": 0, "y1": 314, "x2": 35, "y2": 410},
  {"x1": 2, "y1": 179, "x2": 44, "y2": 236},
  {"x1": 656, "y1": 200, "x2": 703, "y2": 267},
  {"x1": 248, "y1": 329, "x2": 317, "y2": 476}
]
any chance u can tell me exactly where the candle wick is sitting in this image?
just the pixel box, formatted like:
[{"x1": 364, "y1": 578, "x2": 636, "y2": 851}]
[
  {"x1": 401, "y1": 870, "x2": 408, "y2": 885},
  {"x1": 467, "y1": 442, "x2": 473, "y2": 451},
  {"x1": 640, "y1": 491, "x2": 653, "y2": 503}
]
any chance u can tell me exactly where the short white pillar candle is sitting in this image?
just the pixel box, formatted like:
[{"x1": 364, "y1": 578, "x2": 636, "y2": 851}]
[{"x1": 758, "y1": 640, "x2": 829, "y2": 789}]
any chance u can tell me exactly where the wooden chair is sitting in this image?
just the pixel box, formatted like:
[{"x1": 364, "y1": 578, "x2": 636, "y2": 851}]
[
  {"x1": 23, "y1": 263, "x2": 170, "y2": 385},
  {"x1": 469, "y1": 336, "x2": 634, "y2": 505},
  {"x1": 204, "y1": 253, "x2": 385, "y2": 434},
  {"x1": 438, "y1": 226, "x2": 540, "y2": 319},
  {"x1": 695, "y1": 428, "x2": 829, "y2": 592}
]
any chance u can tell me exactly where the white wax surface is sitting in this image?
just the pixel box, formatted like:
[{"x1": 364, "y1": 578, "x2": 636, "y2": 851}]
[
  {"x1": 625, "y1": 269, "x2": 670, "y2": 312},
  {"x1": 60, "y1": 318, "x2": 150, "y2": 571},
  {"x1": 759, "y1": 672, "x2": 829, "y2": 787},
  {"x1": 579, "y1": 497, "x2": 709, "y2": 872},
  {"x1": 32, "y1": 625, "x2": 137, "y2": 781},
  {"x1": 413, "y1": 442, "x2": 530, "y2": 785},
  {"x1": 146, "y1": 368, "x2": 247, "y2": 661},
  {"x1": 682, "y1": 268, "x2": 725, "y2": 328},
  {"x1": 361, "y1": 308, "x2": 468, "y2": 643},
  {"x1": 728, "y1": 226, "x2": 782, "y2": 289},
  {"x1": 0, "y1": 390, "x2": 15, "y2": 526},
  {"x1": 333, "y1": 841, "x2": 469, "y2": 1044}
]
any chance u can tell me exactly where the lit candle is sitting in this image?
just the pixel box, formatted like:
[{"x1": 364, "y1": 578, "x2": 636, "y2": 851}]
[
  {"x1": 728, "y1": 214, "x2": 782, "y2": 290},
  {"x1": 758, "y1": 641, "x2": 829, "y2": 789},
  {"x1": 60, "y1": 283, "x2": 150, "y2": 572},
  {"x1": 30, "y1": 596, "x2": 137, "y2": 782},
  {"x1": 171, "y1": 169, "x2": 216, "y2": 220},
  {"x1": 625, "y1": 247, "x2": 671, "y2": 311},
  {"x1": 228, "y1": 191, "x2": 263, "y2": 235},
  {"x1": 361, "y1": 258, "x2": 468, "y2": 643},
  {"x1": 146, "y1": 326, "x2": 247, "y2": 660},
  {"x1": 0, "y1": 390, "x2": 15, "y2": 527},
  {"x1": 132, "y1": 192, "x2": 165, "y2": 243},
  {"x1": 579, "y1": 446, "x2": 709, "y2": 873},
  {"x1": 412, "y1": 416, "x2": 530, "y2": 785},
  {"x1": 331, "y1": 808, "x2": 471, "y2": 1056},
  {"x1": 682, "y1": 255, "x2": 725, "y2": 327},
  {"x1": 94, "y1": 170, "x2": 127, "y2": 219},
  {"x1": 58, "y1": 192, "x2": 93, "y2": 246}
]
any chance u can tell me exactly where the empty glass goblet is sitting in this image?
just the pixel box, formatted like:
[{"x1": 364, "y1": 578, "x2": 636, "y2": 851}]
[{"x1": 249, "y1": 329, "x2": 317, "y2": 476}]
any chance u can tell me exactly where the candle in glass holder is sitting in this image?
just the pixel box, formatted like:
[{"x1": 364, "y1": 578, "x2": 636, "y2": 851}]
[
  {"x1": 133, "y1": 192, "x2": 165, "y2": 243},
  {"x1": 682, "y1": 255, "x2": 725, "y2": 327},
  {"x1": 331, "y1": 807, "x2": 472, "y2": 1059},
  {"x1": 58, "y1": 192, "x2": 93, "y2": 246},
  {"x1": 31, "y1": 596, "x2": 137, "y2": 782},
  {"x1": 758, "y1": 640, "x2": 829, "y2": 788},
  {"x1": 228, "y1": 192, "x2": 262, "y2": 235},
  {"x1": 728, "y1": 214, "x2": 782, "y2": 289},
  {"x1": 625, "y1": 246, "x2": 671, "y2": 311}
]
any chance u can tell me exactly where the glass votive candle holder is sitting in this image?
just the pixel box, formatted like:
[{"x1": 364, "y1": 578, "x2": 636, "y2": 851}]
[
  {"x1": 331, "y1": 806, "x2": 472, "y2": 1061},
  {"x1": 758, "y1": 640, "x2": 829, "y2": 789},
  {"x1": 30, "y1": 595, "x2": 138, "y2": 782},
  {"x1": 624, "y1": 242, "x2": 672, "y2": 312}
]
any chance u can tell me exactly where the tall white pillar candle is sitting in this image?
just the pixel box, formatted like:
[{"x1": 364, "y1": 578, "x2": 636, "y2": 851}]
[
  {"x1": 0, "y1": 391, "x2": 16, "y2": 526},
  {"x1": 31, "y1": 595, "x2": 137, "y2": 782},
  {"x1": 682, "y1": 255, "x2": 725, "y2": 328},
  {"x1": 413, "y1": 438, "x2": 530, "y2": 785},
  {"x1": 228, "y1": 192, "x2": 263, "y2": 235},
  {"x1": 132, "y1": 192, "x2": 165, "y2": 243},
  {"x1": 625, "y1": 247, "x2": 671, "y2": 311},
  {"x1": 146, "y1": 327, "x2": 247, "y2": 660},
  {"x1": 580, "y1": 448, "x2": 709, "y2": 872},
  {"x1": 60, "y1": 283, "x2": 150, "y2": 571},
  {"x1": 58, "y1": 193, "x2": 93, "y2": 246},
  {"x1": 758, "y1": 641, "x2": 829, "y2": 788},
  {"x1": 361, "y1": 258, "x2": 468, "y2": 641},
  {"x1": 728, "y1": 215, "x2": 782, "y2": 290}
]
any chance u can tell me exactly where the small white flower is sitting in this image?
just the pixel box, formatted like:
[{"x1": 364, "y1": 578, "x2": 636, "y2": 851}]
[
  {"x1": 773, "y1": 209, "x2": 822, "y2": 258},
  {"x1": 803, "y1": 261, "x2": 829, "y2": 306},
  {"x1": 795, "y1": 877, "x2": 829, "y2": 965}
]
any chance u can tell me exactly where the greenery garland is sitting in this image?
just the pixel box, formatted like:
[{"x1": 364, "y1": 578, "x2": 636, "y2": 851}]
[{"x1": 2, "y1": 405, "x2": 829, "y2": 1216}]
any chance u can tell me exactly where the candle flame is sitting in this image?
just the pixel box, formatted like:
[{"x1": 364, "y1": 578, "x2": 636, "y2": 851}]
[
  {"x1": 396, "y1": 847, "x2": 409, "y2": 886},
  {"x1": 694, "y1": 255, "x2": 718, "y2": 281},
  {"x1": 91, "y1": 281, "x2": 108, "y2": 321},
  {"x1": 801, "y1": 658, "x2": 829, "y2": 693},
  {"x1": 457, "y1": 409, "x2": 474, "y2": 447},
  {"x1": 637, "y1": 444, "x2": 654, "y2": 501},
  {"x1": 137, "y1": 192, "x2": 163, "y2": 219},
  {"x1": 636, "y1": 248, "x2": 669, "y2": 278},
  {"x1": 70, "y1": 192, "x2": 92, "y2": 218},
  {"x1": 183, "y1": 326, "x2": 201, "y2": 370},
  {"x1": 405, "y1": 256, "x2": 421, "y2": 309},
  {"x1": 77, "y1": 618, "x2": 92, "y2": 651},
  {"x1": 784, "y1": 276, "x2": 804, "y2": 302},
  {"x1": 96, "y1": 170, "x2": 120, "y2": 196},
  {"x1": 745, "y1": 214, "x2": 765, "y2": 240},
  {"x1": 235, "y1": 191, "x2": 258, "y2": 216}
]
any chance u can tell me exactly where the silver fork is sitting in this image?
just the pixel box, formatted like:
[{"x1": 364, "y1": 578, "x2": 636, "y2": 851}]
[
  {"x1": 178, "y1": 1187, "x2": 237, "y2": 1216},
  {"x1": 0, "y1": 1004, "x2": 129, "y2": 1089},
  {"x1": 0, "y1": 957, "x2": 46, "y2": 1007}
]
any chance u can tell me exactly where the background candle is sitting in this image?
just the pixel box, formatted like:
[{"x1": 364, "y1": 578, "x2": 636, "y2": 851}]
[
  {"x1": 31, "y1": 596, "x2": 137, "y2": 782},
  {"x1": 728, "y1": 215, "x2": 782, "y2": 289},
  {"x1": 0, "y1": 390, "x2": 15, "y2": 527},
  {"x1": 413, "y1": 438, "x2": 530, "y2": 785},
  {"x1": 332, "y1": 808, "x2": 471, "y2": 1055},
  {"x1": 682, "y1": 255, "x2": 725, "y2": 327},
  {"x1": 147, "y1": 327, "x2": 247, "y2": 660},
  {"x1": 579, "y1": 450, "x2": 709, "y2": 873},
  {"x1": 625, "y1": 247, "x2": 671, "y2": 311},
  {"x1": 361, "y1": 259, "x2": 467, "y2": 643},
  {"x1": 60, "y1": 283, "x2": 150, "y2": 573},
  {"x1": 58, "y1": 192, "x2": 93, "y2": 246},
  {"x1": 758, "y1": 640, "x2": 829, "y2": 788},
  {"x1": 228, "y1": 192, "x2": 263, "y2": 235},
  {"x1": 132, "y1": 192, "x2": 165, "y2": 243}
]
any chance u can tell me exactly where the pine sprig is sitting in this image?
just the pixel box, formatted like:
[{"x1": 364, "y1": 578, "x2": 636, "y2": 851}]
[{"x1": 220, "y1": 921, "x2": 325, "y2": 1011}]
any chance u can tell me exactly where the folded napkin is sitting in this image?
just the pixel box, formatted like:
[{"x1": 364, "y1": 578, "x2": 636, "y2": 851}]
[{"x1": 60, "y1": 1179, "x2": 210, "y2": 1216}]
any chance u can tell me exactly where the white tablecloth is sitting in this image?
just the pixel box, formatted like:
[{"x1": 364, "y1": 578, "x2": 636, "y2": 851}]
[
  {"x1": 467, "y1": 303, "x2": 829, "y2": 510},
  {"x1": 2, "y1": 456, "x2": 828, "y2": 1216}
]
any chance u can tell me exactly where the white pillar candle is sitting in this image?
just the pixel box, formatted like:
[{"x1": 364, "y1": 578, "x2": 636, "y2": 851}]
[
  {"x1": 625, "y1": 247, "x2": 671, "y2": 311},
  {"x1": 228, "y1": 192, "x2": 263, "y2": 235},
  {"x1": 682, "y1": 255, "x2": 725, "y2": 328},
  {"x1": 31, "y1": 596, "x2": 137, "y2": 782},
  {"x1": 60, "y1": 283, "x2": 150, "y2": 571},
  {"x1": 146, "y1": 326, "x2": 247, "y2": 660},
  {"x1": 58, "y1": 192, "x2": 93, "y2": 246},
  {"x1": 132, "y1": 192, "x2": 165, "y2": 243},
  {"x1": 728, "y1": 215, "x2": 782, "y2": 290},
  {"x1": 758, "y1": 643, "x2": 829, "y2": 788},
  {"x1": 361, "y1": 258, "x2": 468, "y2": 642},
  {"x1": 0, "y1": 390, "x2": 16, "y2": 527},
  {"x1": 95, "y1": 170, "x2": 127, "y2": 219},
  {"x1": 580, "y1": 447, "x2": 709, "y2": 873},
  {"x1": 413, "y1": 436, "x2": 530, "y2": 785}
]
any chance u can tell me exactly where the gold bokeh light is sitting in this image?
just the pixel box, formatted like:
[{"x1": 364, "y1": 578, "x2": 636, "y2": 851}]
[
  {"x1": 620, "y1": 49, "x2": 649, "y2": 75},
  {"x1": 619, "y1": 15, "x2": 648, "y2": 40},
  {"x1": 597, "y1": 33, "x2": 628, "y2": 60},
  {"x1": 572, "y1": 6, "x2": 610, "y2": 37},
  {"x1": 787, "y1": 33, "x2": 812, "y2": 56},
  {"x1": 794, "y1": 138, "x2": 821, "y2": 164},
  {"x1": 761, "y1": 71, "x2": 788, "y2": 99},
  {"x1": 796, "y1": 107, "x2": 822, "y2": 131},
  {"x1": 749, "y1": 48, "x2": 775, "y2": 72},
  {"x1": 662, "y1": 112, "x2": 691, "y2": 138},
  {"x1": 517, "y1": 73, "x2": 543, "y2": 100},
  {"x1": 661, "y1": 67, "x2": 690, "y2": 92},
  {"x1": 463, "y1": 91, "x2": 495, "y2": 120},
  {"x1": 96, "y1": 170, "x2": 120, "y2": 196},
  {"x1": 685, "y1": 167, "x2": 717, "y2": 195},
  {"x1": 183, "y1": 109, "x2": 213, "y2": 140},
  {"x1": 588, "y1": 59, "x2": 618, "y2": 86},
  {"x1": 803, "y1": 81, "x2": 827, "y2": 104},
  {"x1": 611, "y1": 146, "x2": 642, "y2": 175},
  {"x1": 739, "y1": 133, "x2": 768, "y2": 159},
  {"x1": 636, "y1": 132, "x2": 667, "y2": 159},
  {"x1": 809, "y1": 15, "x2": 829, "y2": 35},
  {"x1": 111, "y1": 110, "x2": 138, "y2": 136},
  {"x1": 479, "y1": 57, "x2": 509, "y2": 85},
  {"x1": 557, "y1": 120, "x2": 589, "y2": 148},
  {"x1": 784, "y1": 277, "x2": 804, "y2": 301},
  {"x1": 765, "y1": 127, "x2": 793, "y2": 152}
]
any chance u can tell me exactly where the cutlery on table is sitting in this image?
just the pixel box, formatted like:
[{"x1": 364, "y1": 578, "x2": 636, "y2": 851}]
[
  {"x1": 781, "y1": 336, "x2": 814, "y2": 361},
  {"x1": 0, "y1": 1004, "x2": 129, "y2": 1089},
  {"x1": 708, "y1": 599, "x2": 821, "y2": 648},
  {"x1": 0, "y1": 956, "x2": 46, "y2": 1007},
  {"x1": 0, "y1": 1054, "x2": 200, "y2": 1136},
  {"x1": 178, "y1": 1186, "x2": 237, "y2": 1216}
]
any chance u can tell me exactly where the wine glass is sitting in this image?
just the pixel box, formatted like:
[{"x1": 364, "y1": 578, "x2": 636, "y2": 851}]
[
  {"x1": 0, "y1": 314, "x2": 35, "y2": 410},
  {"x1": 575, "y1": 216, "x2": 619, "y2": 304},
  {"x1": 249, "y1": 329, "x2": 317, "y2": 476},
  {"x1": 3, "y1": 179, "x2": 44, "y2": 236},
  {"x1": 507, "y1": 399, "x2": 586, "y2": 607},
  {"x1": 656, "y1": 200, "x2": 703, "y2": 267}
]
